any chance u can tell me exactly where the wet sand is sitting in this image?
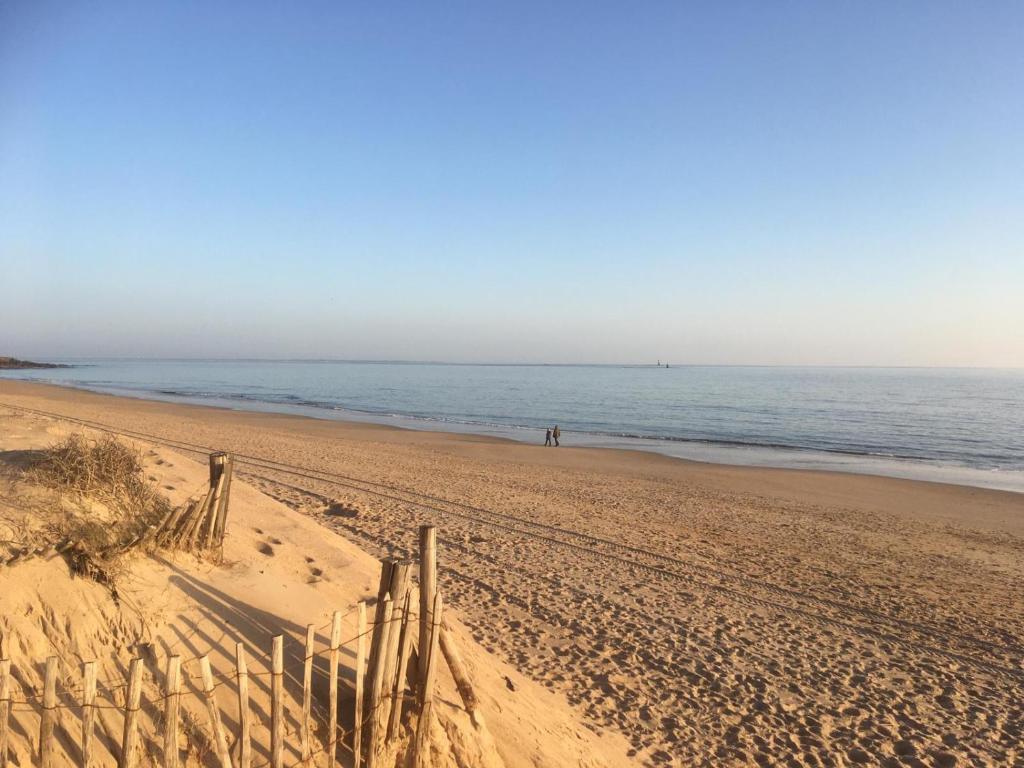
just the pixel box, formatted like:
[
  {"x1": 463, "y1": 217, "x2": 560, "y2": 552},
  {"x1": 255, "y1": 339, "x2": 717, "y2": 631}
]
[{"x1": 1, "y1": 380, "x2": 1022, "y2": 766}]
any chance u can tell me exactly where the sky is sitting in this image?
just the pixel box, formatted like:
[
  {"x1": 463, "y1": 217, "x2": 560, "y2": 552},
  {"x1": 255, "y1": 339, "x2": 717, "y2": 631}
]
[{"x1": 1, "y1": 2, "x2": 1022, "y2": 366}]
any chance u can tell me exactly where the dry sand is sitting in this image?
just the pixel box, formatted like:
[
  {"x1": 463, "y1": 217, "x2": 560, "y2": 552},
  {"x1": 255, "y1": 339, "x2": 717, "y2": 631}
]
[
  {"x1": 1, "y1": 380, "x2": 1022, "y2": 767},
  {"x1": 0, "y1": 391, "x2": 633, "y2": 768}
]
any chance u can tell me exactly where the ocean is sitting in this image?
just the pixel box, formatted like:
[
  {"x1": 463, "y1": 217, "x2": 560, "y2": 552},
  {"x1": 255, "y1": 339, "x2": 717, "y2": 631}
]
[{"x1": 2, "y1": 360, "x2": 1022, "y2": 492}]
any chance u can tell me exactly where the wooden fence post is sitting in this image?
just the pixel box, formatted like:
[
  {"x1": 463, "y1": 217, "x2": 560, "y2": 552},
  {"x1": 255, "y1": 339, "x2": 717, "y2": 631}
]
[
  {"x1": 326, "y1": 611, "x2": 342, "y2": 768},
  {"x1": 271, "y1": 636, "x2": 284, "y2": 768},
  {"x1": 301, "y1": 624, "x2": 315, "y2": 765},
  {"x1": 39, "y1": 656, "x2": 57, "y2": 768},
  {"x1": 200, "y1": 656, "x2": 234, "y2": 768},
  {"x1": 154, "y1": 501, "x2": 188, "y2": 546},
  {"x1": 439, "y1": 625, "x2": 481, "y2": 725},
  {"x1": 235, "y1": 644, "x2": 251, "y2": 768},
  {"x1": 163, "y1": 656, "x2": 181, "y2": 768},
  {"x1": 366, "y1": 595, "x2": 393, "y2": 768},
  {"x1": 418, "y1": 526, "x2": 437, "y2": 682},
  {"x1": 82, "y1": 661, "x2": 97, "y2": 768},
  {"x1": 387, "y1": 589, "x2": 415, "y2": 743},
  {"x1": 353, "y1": 602, "x2": 367, "y2": 768},
  {"x1": 214, "y1": 455, "x2": 234, "y2": 544},
  {"x1": 380, "y1": 561, "x2": 410, "y2": 733},
  {"x1": 0, "y1": 658, "x2": 10, "y2": 768},
  {"x1": 166, "y1": 499, "x2": 198, "y2": 548},
  {"x1": 412, "y1": 593, "x2": 443, "y2": 768},
  {"x1": 367, "y1": 559, "x2": 396, "y2": 701},
  {"x1": 204, "y1": 467, "x2": 227, "y2": 548},
  {"x1": 119, "y1": 658, "x2": 143, "y2": 768},
  {"x1": 184, "y1": 488, "x2": 215, "y2": 549},
  {"x1": 385, "y1": 593, "x2": 413, "y2": 741}
]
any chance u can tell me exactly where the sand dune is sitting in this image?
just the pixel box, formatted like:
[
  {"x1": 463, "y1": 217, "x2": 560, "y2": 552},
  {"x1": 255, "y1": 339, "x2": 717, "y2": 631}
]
[
  {"x1": 1, "y1": 380, "x2": 1022, "y2": 767},
  {"x1": 0, "y1": 397, "x2": 632, "y2": 767}
]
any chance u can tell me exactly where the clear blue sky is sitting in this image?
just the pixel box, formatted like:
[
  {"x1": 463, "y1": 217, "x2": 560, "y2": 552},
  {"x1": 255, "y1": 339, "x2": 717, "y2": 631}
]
[{"x1": 1, "y1": 2, "x2": 1022, "y2": 365}]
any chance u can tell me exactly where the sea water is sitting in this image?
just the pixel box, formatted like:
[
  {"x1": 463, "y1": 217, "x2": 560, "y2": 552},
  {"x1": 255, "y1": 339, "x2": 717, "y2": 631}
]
[{"x1": 3, "y1": 360, "x2": 1022, "y2": 492}]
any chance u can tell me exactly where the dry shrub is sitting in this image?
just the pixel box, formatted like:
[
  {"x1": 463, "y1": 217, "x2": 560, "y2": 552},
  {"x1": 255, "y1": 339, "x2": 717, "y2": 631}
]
[
  {"x1": 31, "y1": 434, "x2": 155, "y2": 510},
  {"x1": 28, "y1": 434, "x2": 173, "y2": 591}
]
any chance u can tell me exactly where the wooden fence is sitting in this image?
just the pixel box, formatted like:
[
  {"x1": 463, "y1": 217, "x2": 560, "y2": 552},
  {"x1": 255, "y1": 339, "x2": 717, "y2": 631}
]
[{"x1": 0, "y1": 517, "x2": 479, "y2": 768}]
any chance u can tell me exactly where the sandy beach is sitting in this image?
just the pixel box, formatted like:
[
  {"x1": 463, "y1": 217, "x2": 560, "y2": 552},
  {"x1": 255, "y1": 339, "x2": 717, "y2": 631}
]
[{"x1": 1, "y1": 380, "x2": 1022, "y2": 767}]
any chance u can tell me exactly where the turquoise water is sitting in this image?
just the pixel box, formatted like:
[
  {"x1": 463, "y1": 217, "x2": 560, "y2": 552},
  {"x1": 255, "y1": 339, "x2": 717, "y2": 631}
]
[{"x1": 3, "y1": 360, "x2": 1022, "y2": 492}]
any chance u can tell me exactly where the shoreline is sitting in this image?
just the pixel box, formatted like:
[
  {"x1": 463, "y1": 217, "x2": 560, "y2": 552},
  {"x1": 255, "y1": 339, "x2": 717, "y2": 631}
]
[
  {"x1": 1, "y1": 379, "x2": 1022, "y2": 528},
  {"x1": 2, "y1": 374, "x2": 1022, "y2": 494}
]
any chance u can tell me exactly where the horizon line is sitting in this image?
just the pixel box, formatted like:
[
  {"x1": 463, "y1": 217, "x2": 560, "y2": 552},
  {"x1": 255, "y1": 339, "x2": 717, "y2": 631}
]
[{"x1": 15, "y1": 356, "x2": 1024, "y2": 371}]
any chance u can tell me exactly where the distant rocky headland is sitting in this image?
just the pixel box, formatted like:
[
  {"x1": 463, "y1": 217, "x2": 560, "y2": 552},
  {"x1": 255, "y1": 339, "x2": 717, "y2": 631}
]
[{"x1": 0, "y1": 357, "x2": 68, "y2": 369}]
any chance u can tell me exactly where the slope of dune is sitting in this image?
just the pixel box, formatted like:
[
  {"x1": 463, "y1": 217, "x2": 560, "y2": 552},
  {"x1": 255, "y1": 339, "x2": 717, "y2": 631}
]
[{"x1": 0, "y1": 409, "x2": 634, "y2": 767}]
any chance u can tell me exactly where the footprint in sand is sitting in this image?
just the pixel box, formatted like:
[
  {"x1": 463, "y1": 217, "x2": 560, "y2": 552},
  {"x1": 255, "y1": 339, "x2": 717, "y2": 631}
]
[
  {"x1": 257, "y1": 542, "x2": 274, "y2": 556},
  {"x1": 324, "y1": 501, "x2": 359, "y2": 518}
]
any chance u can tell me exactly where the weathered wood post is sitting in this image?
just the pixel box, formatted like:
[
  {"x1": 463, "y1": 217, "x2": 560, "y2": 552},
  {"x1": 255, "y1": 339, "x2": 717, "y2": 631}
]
[
  {"x1": 0, "y1": 658, "x2": 9, "y2": 768},
  {"x1": 163, "y1": 656, "x2": 181, "y2": 768},
  {"x1": 440, "y1": 624, "x2": 483, "y2": 727},
  {"x1": 235, "y1": 644, "x2": 251, "y2": 768},
  {"x1": 353, "y1": 601, "x2": 367, "y2": 768},
  {"x1": 367, "y1": 594, "x2": 395, "y2": 767},
  {"x1": 418, "y1": 527, "x2": 437, "y2": 682},
  {"x1": 301, "y1": 624, "x2": 315, "y2": 765},
  {"x1": 82, "y1": 661, "x2": 98, "y2": 768},
  {"x1": 119, "y1": 658, "x2": 143, "y2": 768},
  {"x1": 387, "y1": 589, "x2": 416, "y2": 743},
  {"x1": 367, "y1": 559, "x2": 396, "y2": 698},
  {"x1": 271, "y1": 636, "x2": 284, "y2": 768},
  {"x1": 412, "y1": 593, "x2": 444, "y2": 768},
  {"x1": 205, "y1": 453, "x2": 228, "y2": 549},
  {"x1": 379, "y1": 561, "x2": 410, "y2": 734},
  {"x1": 185, "y1": 488, "x2": 215, "y2": 549},
  {"x1": 200, "y1": 656, "x2": 234, "y2": 768},
  {"x1": 214, "y1": 454, "x2": 234, "y2": 544},
  {"x1": 327, "y1": 611, "x2": 342, "y2": 768},
  {"x1": 39, "y1": 656, "x2": 58, "y2": 768}
]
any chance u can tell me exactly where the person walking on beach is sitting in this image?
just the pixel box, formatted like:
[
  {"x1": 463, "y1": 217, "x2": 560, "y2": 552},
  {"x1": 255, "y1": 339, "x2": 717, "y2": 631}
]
[
  {"x1": 552, "y1": 425, "x2": 561, "y2": 447},
  {"x1": 544, "y1": 428, "x2": 552, "y2": 447}
]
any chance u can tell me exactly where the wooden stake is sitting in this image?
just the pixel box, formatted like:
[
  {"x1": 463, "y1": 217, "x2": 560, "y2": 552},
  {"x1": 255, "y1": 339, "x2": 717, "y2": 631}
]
[
  {"x1": 155, "y1": 501, "x2": 190, "y2": 546},
  {"x1": 412, "y1": 593, "x2": 443, "y2": 768},
  {"x1": 0, "y1": 658, "x2": 10, "y2": 768},
  {"x1": 163, "y1": 656, "x2": 181, "y2": 768},
  {"x1": 387, "y1": 589, "x2": 416, "y2": 743},
  {"x1": 82, "y1": 661, "x2": 97, "y2": 768},
  {"x1": 353, "y1": 602, "x2": 367, "y2": 768},
  {"x1": 326, "y1": 611, "x2": 342, "y2": 768},
  {"x1": 301, "y1": 624, "x2": 315, "y2": 764},
  {"x1": 182, "y1": 489, "x2": 214, "y2": 549},
  {"x1": 119, "y1": 658, "x2": 143, "y2": 768},
  {"x1": 367, "y1": 559, "x2": 396, "y2": 700},
  {"x1": 204, "y1": 471, "x2": 227, "y2": 549},
  {"x1": 380, "y1": 561, "x2": 410, "y2": 731},
  {"x1": 366, "y1": 595, "x2": 393, "y2": 767},
  {"x1": 148, "y1": 503, "x2": 179, "y2": 542},
  {"x1": 271, "y1": 636, "x2": 284, "y2": 768},
  {"x1": 215, "y1": 456, "x2": 234, "y2": 544},
  {"x1": 39, "y1": 656, "x2": 57, "y2": 768},
  {"x1": 418, "y1": 526, "x2": 437, "y2": 681},
  {"x1": 439, "y1": 624, "x2": 480, "y2": 721},
  {"x1": 200, "y1": 656, "x2": 234, "y2": 768},
  {"x1": 235, "y1": 644, "x2": 251, "y2": 768}
]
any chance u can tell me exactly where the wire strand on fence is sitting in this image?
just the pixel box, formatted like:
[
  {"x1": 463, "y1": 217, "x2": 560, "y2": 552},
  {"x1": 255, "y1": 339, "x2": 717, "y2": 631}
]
[{"x1": 0, "y1": 609, "x2": 405, "y2": 710}]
